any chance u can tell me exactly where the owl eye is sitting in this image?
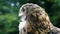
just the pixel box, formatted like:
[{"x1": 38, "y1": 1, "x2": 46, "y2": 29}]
[{"x1": 22, "y1": 7, "x2": 25, "y2": 12}]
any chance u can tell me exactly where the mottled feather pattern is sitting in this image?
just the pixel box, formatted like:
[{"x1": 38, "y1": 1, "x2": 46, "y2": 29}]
[{"x1": 18, "y1": 3, "x2": 60, "y2": 34}]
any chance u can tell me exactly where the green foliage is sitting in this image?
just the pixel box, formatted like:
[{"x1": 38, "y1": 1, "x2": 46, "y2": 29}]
[
  {"x1": 0, "y1": 0, "x2": 60, "y2": 34},
  {"x1": 0, "y1": 14, "x2": 19, "y2": 34}
]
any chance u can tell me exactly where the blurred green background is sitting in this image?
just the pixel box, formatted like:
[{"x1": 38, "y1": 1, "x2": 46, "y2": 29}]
[{"x1": 0, "y1": 0, "x2": 60, "y2": 34}]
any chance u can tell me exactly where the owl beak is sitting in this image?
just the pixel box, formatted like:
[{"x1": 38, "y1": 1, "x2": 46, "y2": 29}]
[{"x1": 18, "y1": 12, "x2": 23, "y2": 17}]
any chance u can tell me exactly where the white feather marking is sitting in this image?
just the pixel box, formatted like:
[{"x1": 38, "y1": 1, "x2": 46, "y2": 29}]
[{"x1": 19, "y1": 21, "x2": 26, "y2": 30}]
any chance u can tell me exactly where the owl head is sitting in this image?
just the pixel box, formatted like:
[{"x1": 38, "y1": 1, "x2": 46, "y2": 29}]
[{"x1": 18, "y1": 3, "x2": 50, "y2": 22}]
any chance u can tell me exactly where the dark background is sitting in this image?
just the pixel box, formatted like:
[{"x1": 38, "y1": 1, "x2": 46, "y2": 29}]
[{"x1": 0, "y1": 0, "x2": 60, "y2": 34}]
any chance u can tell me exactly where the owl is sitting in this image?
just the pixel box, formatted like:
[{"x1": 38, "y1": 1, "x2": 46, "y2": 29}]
[{"x1": 18, "y1": 3, "x2": 60, "y2": 34}]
